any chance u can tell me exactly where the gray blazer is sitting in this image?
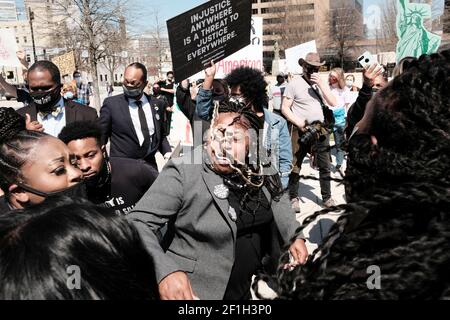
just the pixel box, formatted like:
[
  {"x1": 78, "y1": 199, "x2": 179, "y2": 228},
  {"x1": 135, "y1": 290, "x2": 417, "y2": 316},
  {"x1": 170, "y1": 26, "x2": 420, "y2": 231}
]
[{"x1": 127, "y1": 150, "x2": 302, "y2": 300}]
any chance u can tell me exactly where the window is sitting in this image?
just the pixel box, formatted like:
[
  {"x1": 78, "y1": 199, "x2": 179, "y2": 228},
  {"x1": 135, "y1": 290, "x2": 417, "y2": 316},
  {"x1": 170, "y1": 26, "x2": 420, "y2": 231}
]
[
  {"x1": 261, "y1": 7, "x2": 284, "y2": 14},
  {"x1": 252, "y1": 9, "x2": 258, "y2": 14},
  {"x1": 263, "y1": 40, "x2": 276, "y2": 47},
  {"x1": 105, "y1": 75, "x2": 108, "y2": 82},
  {"x1": 263, "y1": 18, "x2": 282, "y2": 25},
  {"x1": 16, "y1": 37, "x2": 19, "y2": 44},
  {"x1": 100, "y1": 75, "x2": 103, "y2": 82},
  {"x1": 115, "y1": 74, "x2": 118, "y2": 81},
  {"x1": 23, "y1": 36, "x2": 27, "y2": 43}
]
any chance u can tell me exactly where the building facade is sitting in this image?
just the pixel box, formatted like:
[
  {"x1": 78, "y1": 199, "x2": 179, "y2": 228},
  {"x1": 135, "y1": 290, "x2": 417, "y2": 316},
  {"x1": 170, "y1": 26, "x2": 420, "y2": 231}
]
[
  {"x1": 0, "y1": 0, "x2": 17, "y2": 21},
  {"x1": 252, "y1": 0, "x2": 331, "y2": 71}
]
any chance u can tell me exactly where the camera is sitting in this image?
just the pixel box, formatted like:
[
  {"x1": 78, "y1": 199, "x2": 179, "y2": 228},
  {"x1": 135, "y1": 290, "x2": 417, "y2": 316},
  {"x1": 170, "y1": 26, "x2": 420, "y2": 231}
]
[{"x1": 300, "y1": 123, "x2": 326, "y2": 145}]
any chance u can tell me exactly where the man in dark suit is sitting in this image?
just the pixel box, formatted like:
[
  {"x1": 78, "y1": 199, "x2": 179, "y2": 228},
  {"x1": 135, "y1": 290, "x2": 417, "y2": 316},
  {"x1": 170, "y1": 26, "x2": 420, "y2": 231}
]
[
  {"x1": 16, "y1": 61, "x2": 97, "y2": 137},
  {"x1": 99, "y1": 62, "x2": 171, "y2": 171}
]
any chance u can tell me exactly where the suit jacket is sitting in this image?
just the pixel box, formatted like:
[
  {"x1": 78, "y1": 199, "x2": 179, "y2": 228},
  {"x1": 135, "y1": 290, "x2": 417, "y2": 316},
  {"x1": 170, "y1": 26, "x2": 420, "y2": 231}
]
[
  {"x1": 127, "y1": 148, "x2": 303, "y2": 300},
  {"x1": 16, "y1": 99, "x2": 98, "y2": 123},
  {"x1": 99, "y1": 93, "x2": 171, "y2": 167}
]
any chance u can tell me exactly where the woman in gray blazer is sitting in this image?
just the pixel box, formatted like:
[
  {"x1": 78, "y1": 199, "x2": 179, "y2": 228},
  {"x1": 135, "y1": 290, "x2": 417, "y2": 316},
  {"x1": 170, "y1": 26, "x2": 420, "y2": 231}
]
[{"x1": 127, "y1": 100, "x2": 307, "y2": 300}]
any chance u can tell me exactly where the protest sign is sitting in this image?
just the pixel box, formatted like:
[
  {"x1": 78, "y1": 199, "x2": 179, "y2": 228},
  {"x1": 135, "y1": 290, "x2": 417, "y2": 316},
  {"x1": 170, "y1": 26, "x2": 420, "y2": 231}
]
[
  {"x1": 285, "y1": 40, "x2": 317, "y2": 74},
  {"x1": 0, "y1": 29, "x2": 21, "y2": 68},
  {"x1": 51, "y1": 51, "x2": 76, "y2": 77},
  {"x1": 396, "y1": 0, "x2": 441, "y2": 62},
  {"x1": 167, "y1": 0, "x2": 252, "y2": 82},
  {"x1": 189, "y1": 16, "x2": 263, "y2": 80}
]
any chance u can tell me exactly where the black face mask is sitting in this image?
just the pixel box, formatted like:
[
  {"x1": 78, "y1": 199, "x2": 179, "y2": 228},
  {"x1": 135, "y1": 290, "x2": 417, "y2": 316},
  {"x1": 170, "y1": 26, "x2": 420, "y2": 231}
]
[
  {"x1": 123, "y1": 84, "x2": 145, "y2": 99},
  {"x1": 18, "y1": 181, "x2": 87, "y2": 200},
  {"x1": 30, "y1": 85, "x2": 62, "y2": 113},
  {"x1": 304, "y1": 65, "x2": 320, "y2": 77}
]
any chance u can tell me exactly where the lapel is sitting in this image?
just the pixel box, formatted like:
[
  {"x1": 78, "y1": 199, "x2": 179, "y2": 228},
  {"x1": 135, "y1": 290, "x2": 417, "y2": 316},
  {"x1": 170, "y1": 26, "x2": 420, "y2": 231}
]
[
  {"x1": 122, "y1": 95, "x2": 140, "y2": 144},
  {"x1": 201, "y1": 164, "x2": 236, "y2": 242},
  {"x1": 146, "y1": 94, "x2": 161, "y2": 150},
  {"x1": 64, "y1": 99, "x2": 75, "y2": 123}
]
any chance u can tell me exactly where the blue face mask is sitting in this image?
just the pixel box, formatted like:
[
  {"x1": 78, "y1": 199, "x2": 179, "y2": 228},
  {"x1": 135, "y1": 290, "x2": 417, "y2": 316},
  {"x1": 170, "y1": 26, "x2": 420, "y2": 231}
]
[{"x1": 64, "y1": 92, "x2": 74, "y2": 100}]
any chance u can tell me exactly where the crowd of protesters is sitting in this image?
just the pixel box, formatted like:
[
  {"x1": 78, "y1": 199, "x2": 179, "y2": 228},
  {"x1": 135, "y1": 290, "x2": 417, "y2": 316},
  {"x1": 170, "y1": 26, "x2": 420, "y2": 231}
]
[{"x1": 0, "y1": 44, "x2": 448, "y2": 300}]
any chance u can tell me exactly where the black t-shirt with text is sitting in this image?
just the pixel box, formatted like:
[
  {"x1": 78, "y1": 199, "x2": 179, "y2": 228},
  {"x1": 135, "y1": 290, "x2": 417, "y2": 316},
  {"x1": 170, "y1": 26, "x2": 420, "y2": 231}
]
[{"x1": 93, "y1": 157, "x2": 158, "y2": 215}]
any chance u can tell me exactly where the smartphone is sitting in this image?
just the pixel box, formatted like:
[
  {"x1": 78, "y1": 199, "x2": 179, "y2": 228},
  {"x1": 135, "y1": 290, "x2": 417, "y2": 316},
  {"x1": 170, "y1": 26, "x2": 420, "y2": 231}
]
[
  {"x1": 358, "y1": 51, "x2": 385, "y2": 73},
  {"x1": 358, "y1": 51, "x2": 376, "y2": 69}
]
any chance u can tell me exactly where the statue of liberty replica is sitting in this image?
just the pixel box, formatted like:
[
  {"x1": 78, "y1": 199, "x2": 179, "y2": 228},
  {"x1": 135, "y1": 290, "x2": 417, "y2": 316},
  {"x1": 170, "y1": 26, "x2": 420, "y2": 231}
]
[{"x1": 396, "y1": 0, "x2": 441, "y2": 62}]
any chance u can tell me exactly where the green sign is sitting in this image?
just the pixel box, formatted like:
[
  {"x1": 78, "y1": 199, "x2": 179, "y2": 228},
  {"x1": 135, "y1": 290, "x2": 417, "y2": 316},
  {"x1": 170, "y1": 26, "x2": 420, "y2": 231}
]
[{"x1": 396, "y1": 0, "x2": 442, "y2": 62}]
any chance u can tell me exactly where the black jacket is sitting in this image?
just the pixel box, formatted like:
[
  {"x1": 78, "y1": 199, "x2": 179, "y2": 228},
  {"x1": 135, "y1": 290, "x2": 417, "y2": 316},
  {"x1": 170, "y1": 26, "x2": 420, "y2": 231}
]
[
  {"x1": 176, "y1": 85, "x2": 210, "y2": 141},
  {"x1": 99, "y1": 93, "x2": 171, "y2": 168},
  {"x1": 345, "y1": 84, "x2": 373, "y2": 139},
  {"x1": 16, "y1": 98, "x2": 98, "y2": 123}
]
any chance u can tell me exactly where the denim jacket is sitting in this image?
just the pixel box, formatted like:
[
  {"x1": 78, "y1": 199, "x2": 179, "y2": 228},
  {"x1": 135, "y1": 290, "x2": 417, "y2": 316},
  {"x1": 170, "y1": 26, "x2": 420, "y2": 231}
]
[{"x1": 196, "y1": 88, "x2": 292, "y2": 188}]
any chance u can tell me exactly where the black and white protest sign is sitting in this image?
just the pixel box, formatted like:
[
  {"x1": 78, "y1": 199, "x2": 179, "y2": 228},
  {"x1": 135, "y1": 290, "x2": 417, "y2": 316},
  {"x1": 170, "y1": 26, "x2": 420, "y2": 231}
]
[{"x1": 167, "y1": 0, "x2": 252, "y2": 82}]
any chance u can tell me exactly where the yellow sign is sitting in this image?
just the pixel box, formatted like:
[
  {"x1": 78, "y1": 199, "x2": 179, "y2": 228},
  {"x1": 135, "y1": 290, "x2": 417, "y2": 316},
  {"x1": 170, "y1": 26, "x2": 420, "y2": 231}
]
[{"x1": 51, "y1": 51, "x2": 76, "y2": 77}]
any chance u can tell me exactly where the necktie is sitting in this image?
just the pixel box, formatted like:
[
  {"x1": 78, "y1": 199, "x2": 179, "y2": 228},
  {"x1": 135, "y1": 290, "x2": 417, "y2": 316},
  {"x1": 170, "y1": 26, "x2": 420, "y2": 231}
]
[{"x1": 136, "y1": 100, "x2": 151, "y2": 156}]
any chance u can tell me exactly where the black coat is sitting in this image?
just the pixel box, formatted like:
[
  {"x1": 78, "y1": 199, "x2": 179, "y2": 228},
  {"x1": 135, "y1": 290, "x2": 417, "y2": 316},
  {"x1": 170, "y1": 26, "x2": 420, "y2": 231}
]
[
  {"x1": 16, "y1": 98, "x2": 98, "y2": 123},
  {"x1": 345, "y1": 84, "x2": 373, "y2": 139},
  {"x1": 99, "y1": 93, "x2": 171, "y2": 168}
]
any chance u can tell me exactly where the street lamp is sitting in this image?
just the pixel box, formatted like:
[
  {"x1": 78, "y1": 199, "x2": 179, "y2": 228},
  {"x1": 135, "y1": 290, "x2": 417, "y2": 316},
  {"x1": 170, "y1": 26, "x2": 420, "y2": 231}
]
[{"x1": 28, "y1": 7, "x2": 37, "y2": 62}]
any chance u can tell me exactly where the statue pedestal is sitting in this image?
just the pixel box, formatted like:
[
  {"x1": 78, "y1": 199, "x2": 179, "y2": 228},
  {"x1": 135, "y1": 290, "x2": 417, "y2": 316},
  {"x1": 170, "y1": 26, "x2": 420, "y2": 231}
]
[{"x1": 272, "y1": 59, "x2": 282, "y2": 75}]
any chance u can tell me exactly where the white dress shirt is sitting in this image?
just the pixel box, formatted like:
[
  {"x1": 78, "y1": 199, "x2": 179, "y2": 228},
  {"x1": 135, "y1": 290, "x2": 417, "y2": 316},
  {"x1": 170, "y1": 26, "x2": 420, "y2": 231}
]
[
  {"x1": 128, "y1": 95, "x2": 155, "y2": 155},
  {"x1": 37, "y1": 97, "x2": 66, "y2": 137}
]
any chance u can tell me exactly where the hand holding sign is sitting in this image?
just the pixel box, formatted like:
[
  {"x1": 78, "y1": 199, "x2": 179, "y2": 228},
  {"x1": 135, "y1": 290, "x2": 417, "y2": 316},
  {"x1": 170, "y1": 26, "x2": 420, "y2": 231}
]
[
  {"x1": 203, "y1": 60, "x2": 217, "y2": 90},
  {"x1": 167, "y1": 0, "x2": 252, "y2": 82},
  {"x1": 16, "y1": 49, "x2": 29, "y2": 70}
]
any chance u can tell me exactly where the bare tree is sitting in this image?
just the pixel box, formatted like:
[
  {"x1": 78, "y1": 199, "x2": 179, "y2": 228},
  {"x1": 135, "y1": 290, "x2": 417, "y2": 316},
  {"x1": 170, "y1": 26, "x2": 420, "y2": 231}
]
[
  {"x1": 377, "y1": 0, "x2": 399, "y2": 52},
  {"x1": 50, "y1": 21, "x2": 87, "y2": 70},
  {"x1": 101, "y1": 25, "x2": 127, "y2": 85},
  {"x1": 42, "y1": 0, "x2": 129, "y2": 111},
  {"x1": 328, "y1": 0, "x2": 364, "y2": 67},
  {"x1": 146, "y1": 8, "x2": 170, "y2": 78}
]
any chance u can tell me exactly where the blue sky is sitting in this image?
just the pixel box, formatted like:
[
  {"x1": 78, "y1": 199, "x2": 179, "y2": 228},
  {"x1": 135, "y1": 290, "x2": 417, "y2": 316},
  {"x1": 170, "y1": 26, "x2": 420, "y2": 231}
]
[
  {"x1": 15, "y1": 0, "x2": 445, "y2": 32},
  {"x1": 137, "y1": 0, "x2": 207, "y2": 21}
]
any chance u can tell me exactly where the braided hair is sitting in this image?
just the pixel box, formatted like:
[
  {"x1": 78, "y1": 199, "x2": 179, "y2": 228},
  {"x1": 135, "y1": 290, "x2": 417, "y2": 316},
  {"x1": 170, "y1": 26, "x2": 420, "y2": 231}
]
[
  {"x1": 256, "y1": 51, "x2": 450, "y2": 299},
  {"x1": 0, "y1": 108, "x2": 49, "y2": 194},
  {"x1": 209, "y1": 99, "x2": 283, "y2": 198}
]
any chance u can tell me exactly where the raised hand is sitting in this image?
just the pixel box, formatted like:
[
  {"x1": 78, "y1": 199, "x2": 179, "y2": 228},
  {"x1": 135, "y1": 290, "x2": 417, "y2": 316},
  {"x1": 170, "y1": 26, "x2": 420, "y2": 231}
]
[{"x1": 363, "y1": 63, "x2": 384, "y2": 88}]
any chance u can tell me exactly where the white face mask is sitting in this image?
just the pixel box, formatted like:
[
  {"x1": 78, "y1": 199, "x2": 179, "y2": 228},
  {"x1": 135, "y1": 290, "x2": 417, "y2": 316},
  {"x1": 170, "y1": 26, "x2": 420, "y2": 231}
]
[{"x1": 346, "y1": 80, "x2": 354, "y2": 88}]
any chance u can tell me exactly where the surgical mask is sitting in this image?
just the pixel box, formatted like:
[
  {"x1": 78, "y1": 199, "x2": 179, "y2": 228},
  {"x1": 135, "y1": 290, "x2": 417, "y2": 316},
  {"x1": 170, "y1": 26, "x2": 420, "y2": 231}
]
[
  {"x1": 18, "y1": 181, "x2": 87, "y2": 199},
  {"x1": 346, "y1": 80, "x2": 354, "y2": 88},
  {"x1": 30, "y1": 85, "x2": 62, "y2": 113},
  {"x1": 123, "y1": 85, "x2": 144, "y2": 99},
  {"x1": 64, "y1": 91, "x2": 74, "y2": 100}
]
